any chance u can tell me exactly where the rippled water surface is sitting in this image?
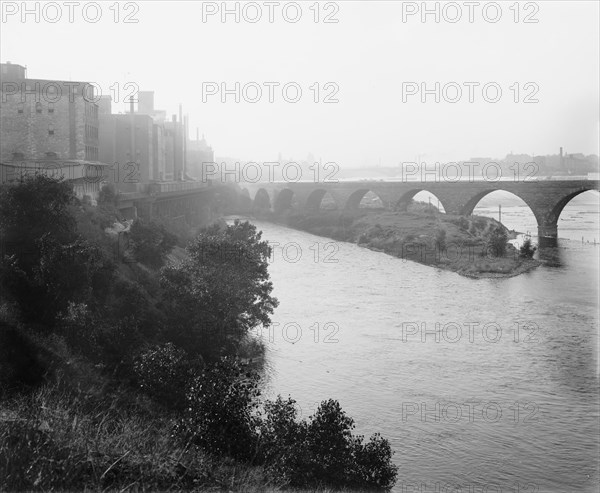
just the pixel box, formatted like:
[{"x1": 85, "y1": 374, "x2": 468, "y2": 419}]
[{"x1": 231, "y1": 196, "x2": 599, "y2": 492}]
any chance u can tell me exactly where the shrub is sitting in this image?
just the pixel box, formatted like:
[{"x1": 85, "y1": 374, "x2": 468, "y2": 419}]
[
  {"x1": 258, "y1": 397, "x2": 398, "y2": 489},
  {"x1": 435, "y1": 228, "x2": 447, "y2": 252},
  {"x1": 258, "y1": 396, "x2": 307, "y2": 482},
  {"x1": 519, "y1": 238, "x2": 537, "y2": 258},
  {"x1": 128, "y1": 219, "x2": 177, "y2": 268},
  {"x1": 98, "y1": 183, "x2": 118, "y2": 206},
  {"x1": 487, "y1": 226, "x2": 508, "y2": 257},
  {"x1": 177, "y1": 357, "x2": 261, "y2": 461},
  {"x1": 457, "y1": 217, "x2": 469, "y2": 231},
  {"x1": 133, "y1": 343, "x2": 197, "y2": 409}
]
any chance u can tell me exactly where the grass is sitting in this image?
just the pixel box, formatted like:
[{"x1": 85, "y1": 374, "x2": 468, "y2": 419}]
[
  {"x1": 0, "y1": 356, "x2": 374, "y2": 492},
  {"x1": 0, "y1": 376, "x2": 275, "y2": 491}
]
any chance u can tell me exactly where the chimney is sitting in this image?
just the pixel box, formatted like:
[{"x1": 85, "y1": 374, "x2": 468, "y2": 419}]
[{"x1": 183, "y1": 114, "x2": 189, "y2": 175}]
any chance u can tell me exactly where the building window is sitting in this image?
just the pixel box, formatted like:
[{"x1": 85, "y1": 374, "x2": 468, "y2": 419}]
[
  {"x1": 36, "y1": 102, "x2": 42, "y2": 114},
  {"x1": 17, "y1": 103, "x2": 24, "y2": 114},
  {"x1": 48, "y1": 124, "x2": 54, "y2": 136},
  {"x1": 12, "y1": 152, "x2": 24, "y2": 161},
  {"x1": 48, "y1": 103, "x2": 54, "y2": 114}
]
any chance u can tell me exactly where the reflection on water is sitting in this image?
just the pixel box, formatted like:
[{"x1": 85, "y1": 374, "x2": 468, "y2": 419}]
[
  {"x1": 536, "y1": 244, "x2": 564, "y2": 267},
  {"x1": 235, "y1": 195, "x2": 599, "y2": 493}
]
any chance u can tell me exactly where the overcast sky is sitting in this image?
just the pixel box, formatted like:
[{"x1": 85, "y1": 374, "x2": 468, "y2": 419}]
[{"x1": 1, "y1": 0, "x2": 599, "y2": 167}]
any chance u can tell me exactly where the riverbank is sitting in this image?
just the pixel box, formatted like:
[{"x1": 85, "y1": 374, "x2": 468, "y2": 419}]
[{"x1": 255, "y1": 206, "x2": 540, "y2": 279}]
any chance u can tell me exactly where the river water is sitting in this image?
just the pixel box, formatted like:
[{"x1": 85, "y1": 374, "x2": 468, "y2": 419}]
[{"x1": 231, "y1": 192, "x2": 600, "y2": 493}]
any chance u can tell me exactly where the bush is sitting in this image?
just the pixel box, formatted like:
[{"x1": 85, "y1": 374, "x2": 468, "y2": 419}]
[
  {"x1": 133, "y1": 343, "x2": 198, "y2": 409},
  {"x1": 435, "y1": 228, "x2": 447, "y2": 252},
  {"x1": 519, "y1": 238, "x2": 537, "y2": 258},
  {"x1": 177, "y1": 359, "x2": 398, "y2": 489},
  {"x1": 457, "y1": 217, "x2": 469, "y2": 231},
  {"x1": 128, "y1": 219, "x2": 177, "y2": 268},
  {"x1": 98, "y1": 183, "x2": 118, "y2": 206},
  {"x1": 258, "y1": 397, "x2": 398, "y2": 489},
  {"x1": 177, "y1": 357, "x2": 261, "y2": 461},
  {"x1": 487, "y1": 226, "x2": 508, "y2": 257}
]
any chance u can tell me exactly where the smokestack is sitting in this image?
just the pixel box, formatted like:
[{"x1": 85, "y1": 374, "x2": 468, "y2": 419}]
[
  {"x1": 560, "y1": 147, "x2": 564, "y2": 169},
  {"x1": 196, "y1": 127, "x2": 199, "y2": 141},
  {"x1": 184, "y1": 114, "x2": 189, "y2": 176}
]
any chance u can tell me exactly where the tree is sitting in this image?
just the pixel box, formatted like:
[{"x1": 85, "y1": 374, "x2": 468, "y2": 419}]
[
  {"x1": 98, "y1": 183, "x2": 118, "y2": 206},
  {"x1": 0, "y1": 176, "x2": 114, "y2": 326},
  {"x1": 487, "y1": 226, "x2": 508, "y2": 257},
  {"x1": 519, "y1": 237, "x2": 537, "y2": 258},
  {"x1": 160, "y1": 220, "x2": 278, "y2": 359},
  {"x1": 128, "y1": 219, "x2": 177, "y2": 268},
  {"x1": 0, "y1": 176, "x2": 77, "y2": 272},
  {"x1": 435, "y1": 228, "x2": 447, "y2": 252}
]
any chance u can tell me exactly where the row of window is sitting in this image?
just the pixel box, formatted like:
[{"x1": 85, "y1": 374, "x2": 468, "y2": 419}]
[
  {"x1": 85, "y1": 145, "x2": 98, "y2": 161},
  {"x1": 85, "y1": 102, "x2": 98, "y2": 119},
  {"x1": 14, "y1": 101, "x2": 98, "y2": 117},
  {"x1": 85, "y1": 123, "x2": 98, "y2": 140},
  {"x1": 16, "y1": 102, "x2": 55, "y2": 114}
]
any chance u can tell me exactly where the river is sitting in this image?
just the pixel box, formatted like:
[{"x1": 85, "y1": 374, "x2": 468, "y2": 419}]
[{"x1": 229, "y1": 193, "x2": 599, "y2": 493}]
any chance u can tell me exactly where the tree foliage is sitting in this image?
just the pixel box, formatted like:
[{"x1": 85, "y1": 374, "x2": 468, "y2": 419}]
[
  {"x1": 177, "y1": 359, "x2": 399, "y2": 489},
  {"x1": 128, "y1": 219, "x2": 177, "y2": 268},
  {"x1": 0, "y1": 177, "x2": 115, "y2": 325},
  {"x1": 519, "y1": 238, "x2": 537, "y2": 258},
  {"x1": 160, "y1": 219, "x2": 278, "y2": 360},
  {"x1": 487, "y1": 226, "x2": 508, "y2": 257}
]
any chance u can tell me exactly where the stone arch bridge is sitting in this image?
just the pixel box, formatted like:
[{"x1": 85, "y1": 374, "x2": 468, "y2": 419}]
[{"x1": 241, "y1": 179, "x2": 599, "y2": 240}]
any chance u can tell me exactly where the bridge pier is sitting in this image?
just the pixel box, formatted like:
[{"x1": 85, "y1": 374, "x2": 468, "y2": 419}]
[{"x1": 537, "y1": 221, "x2": 558, "y2": 247}]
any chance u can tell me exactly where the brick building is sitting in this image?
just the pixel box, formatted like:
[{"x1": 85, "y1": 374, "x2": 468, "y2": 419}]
[
  {"x1": 0, "y1": 62, "x2": 99, "y2": 163},
  {"x1": 98, "y1": 106, "x2": 154, "y2": 192}
]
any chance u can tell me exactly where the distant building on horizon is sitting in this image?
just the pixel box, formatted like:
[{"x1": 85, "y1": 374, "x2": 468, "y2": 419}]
[{"x1": 187, "y1": 130, "x2": 214, "y2": 181}]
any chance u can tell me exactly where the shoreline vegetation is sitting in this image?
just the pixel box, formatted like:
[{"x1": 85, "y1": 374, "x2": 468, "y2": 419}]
[
  {"x1": 251, "y1": 202, "x2": 540, "y2": 279},
  {"x1": 0, "y1": 178, "x2": 398, "y2": 491}
]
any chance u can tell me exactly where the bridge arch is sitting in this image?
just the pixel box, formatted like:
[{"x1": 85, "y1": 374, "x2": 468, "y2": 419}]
[
  {"x1": 253, "y1": 188, "x2": 271, "y2": 210},
  {"x1": 344, "y1": 189, "x2": 386, "y2": 210},
  {"x1": 273, "y1": 188, "x2": 295, "y2": 214},
  {"x1": 548, "y1": 188, "x2": 599, "y2": 225},
  {"x1": 396, "y1": 189, "x2": 447, "y2": 213},
  {"x1": 305, "y1": 189, "x2": 338, "y2": 211},
  {"x1": 460, "y1": 188, "x2": 540, "y2": 221}
]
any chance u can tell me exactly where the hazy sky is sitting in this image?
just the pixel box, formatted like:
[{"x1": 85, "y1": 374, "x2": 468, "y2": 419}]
[{"x1": 1, "y1": 0, "x2": 599, "y2": 167}]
